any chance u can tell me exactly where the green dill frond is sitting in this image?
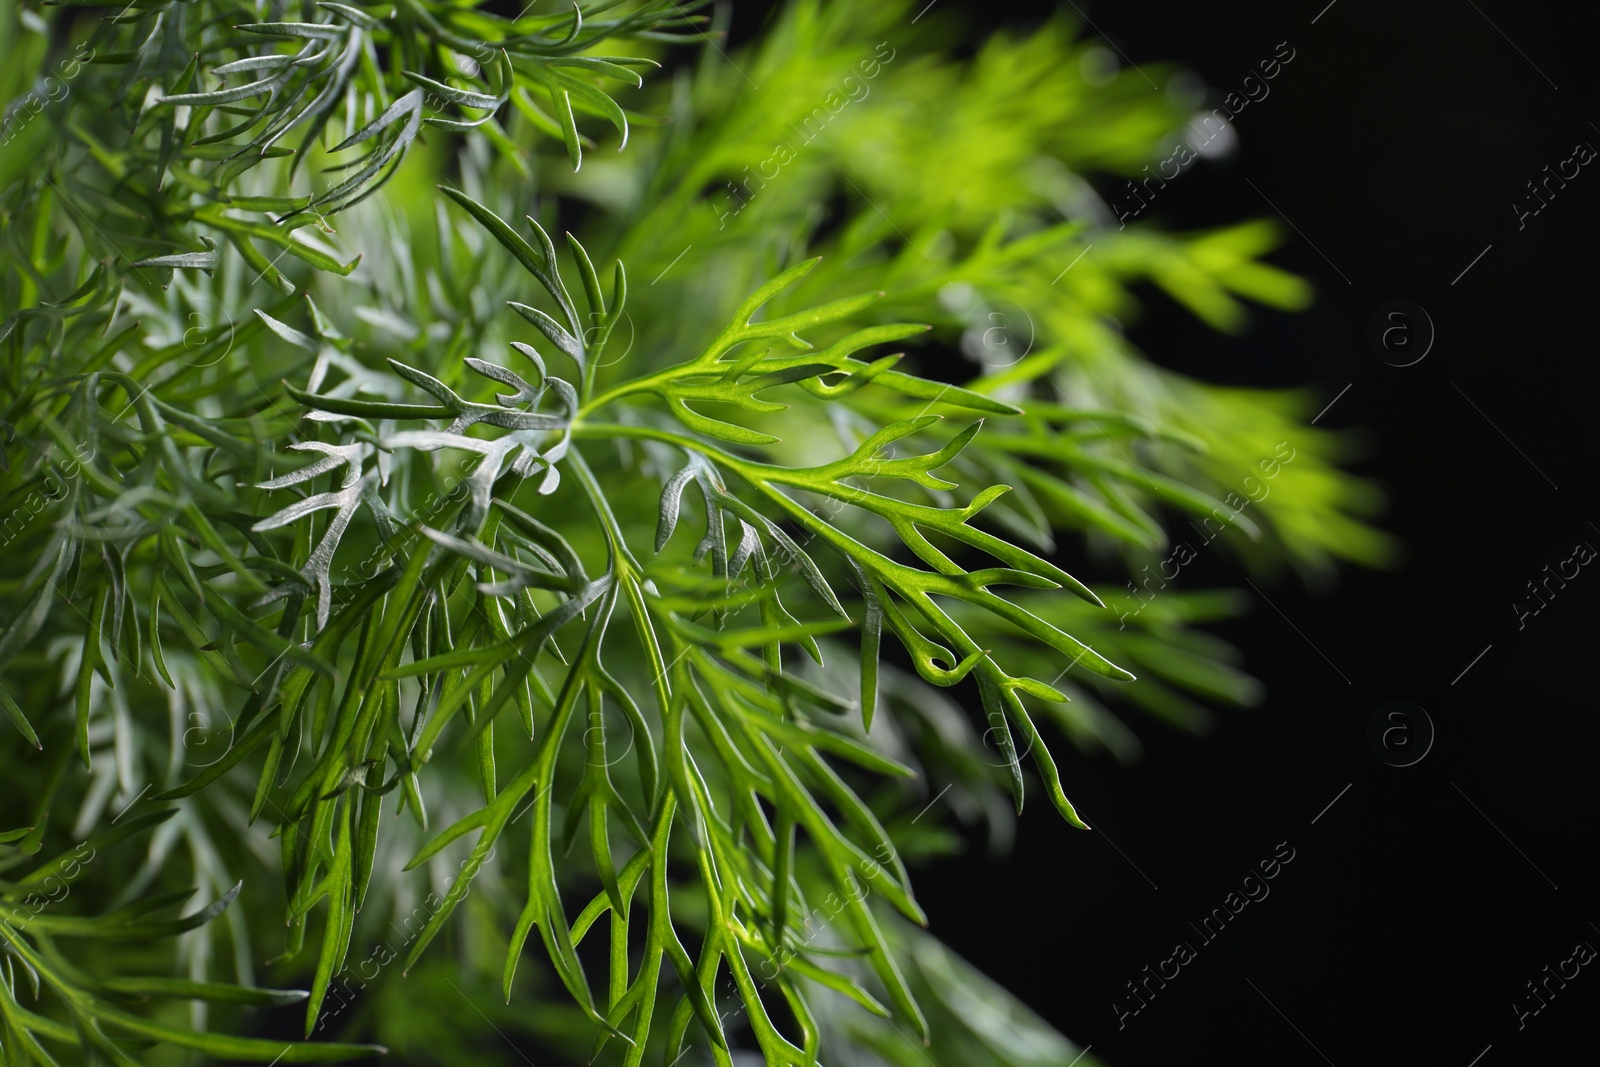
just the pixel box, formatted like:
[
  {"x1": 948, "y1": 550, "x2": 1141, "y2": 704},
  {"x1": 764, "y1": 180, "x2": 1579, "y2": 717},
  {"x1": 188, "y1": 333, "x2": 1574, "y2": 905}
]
[{"x1": 0, "y1": 1, "x2": 1387, "y2": 1064}]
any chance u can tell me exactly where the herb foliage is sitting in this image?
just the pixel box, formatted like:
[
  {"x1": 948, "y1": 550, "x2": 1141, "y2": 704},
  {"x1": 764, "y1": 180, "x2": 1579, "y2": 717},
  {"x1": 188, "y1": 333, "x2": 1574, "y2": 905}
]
[{"x1": 0, "y1": 1, "x2": 1389, "y2": 1063}]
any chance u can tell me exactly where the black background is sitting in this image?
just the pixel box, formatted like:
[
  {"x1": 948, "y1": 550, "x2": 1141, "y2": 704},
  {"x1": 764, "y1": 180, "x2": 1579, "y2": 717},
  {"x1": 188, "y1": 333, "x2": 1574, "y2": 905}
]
[{"x1": 728, "y1": 1, "x2": 1600, "y2": 1063}]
